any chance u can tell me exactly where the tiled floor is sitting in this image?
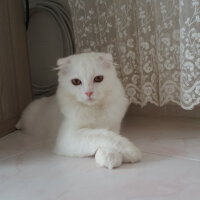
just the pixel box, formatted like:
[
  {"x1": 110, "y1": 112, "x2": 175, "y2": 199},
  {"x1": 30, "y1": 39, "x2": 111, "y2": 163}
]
[{"x1": 1, "y1": 115, "x2": 200, "y2": 200}]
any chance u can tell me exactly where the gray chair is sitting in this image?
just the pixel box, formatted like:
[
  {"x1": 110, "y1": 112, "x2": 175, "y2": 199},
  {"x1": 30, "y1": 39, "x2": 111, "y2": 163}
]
[{"x1": 28, "y1": 0, "x2": 75, "y2": 98}]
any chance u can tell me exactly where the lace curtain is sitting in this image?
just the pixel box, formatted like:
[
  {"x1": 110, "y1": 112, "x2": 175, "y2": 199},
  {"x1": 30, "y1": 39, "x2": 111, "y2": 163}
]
[{"x1": 68, "y1": 0, "x2": 200, "y2": 110}]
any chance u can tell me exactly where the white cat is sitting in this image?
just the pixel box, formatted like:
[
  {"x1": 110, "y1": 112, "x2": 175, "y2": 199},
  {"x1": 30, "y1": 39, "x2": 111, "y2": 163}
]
[{"x1": 17, "y1": 52, "x2": 141, "y2": 169}]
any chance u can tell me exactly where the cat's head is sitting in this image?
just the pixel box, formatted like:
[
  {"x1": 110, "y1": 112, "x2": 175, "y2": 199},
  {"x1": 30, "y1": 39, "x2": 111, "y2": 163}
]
[{"x1": 56, "y1": 52, "x2": 117, "y2": 106}]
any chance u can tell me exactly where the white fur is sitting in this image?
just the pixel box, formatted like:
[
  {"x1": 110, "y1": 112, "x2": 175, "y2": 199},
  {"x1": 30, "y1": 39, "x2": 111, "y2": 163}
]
[{"x1": 17, "y1": 52, "x2": 141, "y2": 169}]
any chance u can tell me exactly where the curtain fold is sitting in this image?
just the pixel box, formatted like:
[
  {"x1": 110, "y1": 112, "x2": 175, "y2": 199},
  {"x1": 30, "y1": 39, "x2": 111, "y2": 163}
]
[{"x1": 68, "y1": 0, "x2": 200, "y2": 110}]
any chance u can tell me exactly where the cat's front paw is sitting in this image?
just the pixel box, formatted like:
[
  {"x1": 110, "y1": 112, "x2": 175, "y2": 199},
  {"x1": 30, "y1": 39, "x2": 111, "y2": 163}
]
[
  {"x1": 122, "y1": 144, "x2": 142, "y2": 163},
  {"x1": 119, "y1": 138, "x2": 142, "y2": 163},
  {"x1": 95, "y1": 147, "x2": 122, "y2": 169},
  {"x1": 115, "y1": 136, "x2": 142, "y2": 163}
]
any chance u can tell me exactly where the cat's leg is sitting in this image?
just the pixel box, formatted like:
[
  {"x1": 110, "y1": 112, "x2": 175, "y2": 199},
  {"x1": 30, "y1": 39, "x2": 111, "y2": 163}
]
[
  {"x1": 54, "y1": 127, "x2": 141, "y2": 169},
  {"x1": 95, "y1": 147, "x2": 122, "y2": 169}
]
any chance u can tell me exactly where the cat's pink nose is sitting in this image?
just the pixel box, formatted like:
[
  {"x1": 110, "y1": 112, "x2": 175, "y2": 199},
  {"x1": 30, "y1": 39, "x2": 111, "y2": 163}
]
[{"x1": 85, "y1": 91, "x2": 93, "y2": 97}]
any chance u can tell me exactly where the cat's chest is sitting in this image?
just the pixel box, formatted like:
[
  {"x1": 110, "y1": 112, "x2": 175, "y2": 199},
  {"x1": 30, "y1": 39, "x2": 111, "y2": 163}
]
[{"x1": 70, "y1": 103, "x2": 114, "y2": 129}]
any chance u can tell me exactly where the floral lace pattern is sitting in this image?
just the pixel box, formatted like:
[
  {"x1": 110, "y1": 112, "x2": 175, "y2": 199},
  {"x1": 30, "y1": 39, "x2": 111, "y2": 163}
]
[{"x1": 68, "y1": 0, "x2": 200, "y2": 110}]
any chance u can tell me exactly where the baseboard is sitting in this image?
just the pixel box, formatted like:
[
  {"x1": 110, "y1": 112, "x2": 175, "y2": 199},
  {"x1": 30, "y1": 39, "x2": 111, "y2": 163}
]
[{"x1": 127, "y1": 103, "x2": 200, "y2": 119}]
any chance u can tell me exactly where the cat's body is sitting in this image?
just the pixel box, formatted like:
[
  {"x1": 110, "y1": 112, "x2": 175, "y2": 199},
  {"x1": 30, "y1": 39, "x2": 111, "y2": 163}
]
[{"x1": 17, "y1": 52, "x2": 141, "y2": 169}]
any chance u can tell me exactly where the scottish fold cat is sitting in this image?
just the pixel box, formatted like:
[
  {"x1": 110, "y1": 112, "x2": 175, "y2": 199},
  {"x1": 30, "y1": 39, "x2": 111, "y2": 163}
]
[{"x1": 17, "y1": 52, "x2": 141, "y2": 169}]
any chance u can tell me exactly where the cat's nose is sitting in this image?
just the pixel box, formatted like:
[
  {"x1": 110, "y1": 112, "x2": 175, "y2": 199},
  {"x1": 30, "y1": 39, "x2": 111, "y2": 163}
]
[{"x1": 85, "y1": 91, "x2": 93, "y2": 97}]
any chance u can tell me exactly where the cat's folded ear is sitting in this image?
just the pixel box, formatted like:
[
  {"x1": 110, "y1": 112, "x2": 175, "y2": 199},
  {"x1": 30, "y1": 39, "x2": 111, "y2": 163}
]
[
  {"x1": 55, "y1": 56, "x2": 71, "y2": 74},
  {"x1": 97, "y1": 53, "x2": 115, "y2": 69},
  {"x1": 98, "y1": 53, "x2": 113, "y2": 63}
]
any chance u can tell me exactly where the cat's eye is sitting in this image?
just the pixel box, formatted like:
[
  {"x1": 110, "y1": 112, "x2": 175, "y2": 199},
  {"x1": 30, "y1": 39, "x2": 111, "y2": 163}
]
[
  {"x1": 94, "y1": 75, "x2": 104, "y2": 83},
  {"x1": 71, "y1": 78, "x2": 82, "y2": 86}
]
